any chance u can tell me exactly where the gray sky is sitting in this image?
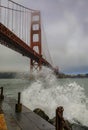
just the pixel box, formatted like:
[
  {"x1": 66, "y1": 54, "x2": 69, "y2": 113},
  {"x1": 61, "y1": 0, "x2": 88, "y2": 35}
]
[{"x1": 0, "y1": 0, "x2": 88, "y2": 73}]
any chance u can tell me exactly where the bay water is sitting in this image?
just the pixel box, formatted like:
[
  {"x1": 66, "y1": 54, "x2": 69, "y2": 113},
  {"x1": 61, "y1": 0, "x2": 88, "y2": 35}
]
[{"x1": 0, "y1": 68, "x2": 88, "y2": 127}]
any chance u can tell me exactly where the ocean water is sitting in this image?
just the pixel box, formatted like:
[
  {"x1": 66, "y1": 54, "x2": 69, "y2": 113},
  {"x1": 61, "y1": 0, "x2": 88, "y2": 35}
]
[{"x1": 0, "y1": 67, "x2": 88, "y2": 127}]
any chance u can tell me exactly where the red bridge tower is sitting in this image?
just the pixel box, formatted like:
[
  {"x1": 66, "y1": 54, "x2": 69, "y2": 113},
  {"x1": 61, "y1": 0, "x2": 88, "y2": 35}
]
[{"x1": 30, "y1": 12, "x2": 42, "y2": 71}]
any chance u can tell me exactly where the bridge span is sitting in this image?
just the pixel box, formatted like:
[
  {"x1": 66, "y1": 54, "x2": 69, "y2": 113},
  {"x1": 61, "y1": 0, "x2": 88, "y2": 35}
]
[
  {"x1": 0, "y1": 23, "x2": 52, "y2": 69},
  {"x1": 0, "y1": 0, "x2": 54, "y2": 71}
]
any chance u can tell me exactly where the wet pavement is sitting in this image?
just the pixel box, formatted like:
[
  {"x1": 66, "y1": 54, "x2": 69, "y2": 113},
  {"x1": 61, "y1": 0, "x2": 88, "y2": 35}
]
[{"x1": 0, "y1": 97, "x2": 55, "y2": 130}]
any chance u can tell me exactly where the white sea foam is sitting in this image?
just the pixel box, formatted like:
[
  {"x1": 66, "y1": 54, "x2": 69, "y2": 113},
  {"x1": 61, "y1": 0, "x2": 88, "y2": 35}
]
[{"x1": 21, "y1": 67, "x2": 88, "y2": 126}]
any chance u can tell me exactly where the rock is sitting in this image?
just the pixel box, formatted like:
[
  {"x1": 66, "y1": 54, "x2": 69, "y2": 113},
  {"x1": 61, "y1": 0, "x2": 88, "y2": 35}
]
[
  {"x1": 48, "y1": 117, "x2": 56, "y2": 126},
  {"x1": 64, "y1": 120, "x2": 72, "y2": 129},
  {"x1": 33, "y1": 108, "x2": 88, "y2": 130},
  {"x1": 73, "y1": 118, "x2": 82, "y2": 125},
  {"x1": 72, "y1": 124, "x2": 88, "y2": 130},
  {"x1": 33, "y1": 108, "x2": 49, "y2": 121}
]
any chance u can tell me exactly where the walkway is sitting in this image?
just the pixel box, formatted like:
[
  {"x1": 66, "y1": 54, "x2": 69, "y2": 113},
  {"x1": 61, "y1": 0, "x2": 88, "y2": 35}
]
[{"x1": 0, "y1": 97, "x2": 55, "y2": 130}]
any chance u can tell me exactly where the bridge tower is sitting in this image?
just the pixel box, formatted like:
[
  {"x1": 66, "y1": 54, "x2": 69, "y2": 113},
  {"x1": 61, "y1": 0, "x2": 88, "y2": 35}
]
[{"x1": 30, "y1": 12, "x2": 42, "y2": 71}]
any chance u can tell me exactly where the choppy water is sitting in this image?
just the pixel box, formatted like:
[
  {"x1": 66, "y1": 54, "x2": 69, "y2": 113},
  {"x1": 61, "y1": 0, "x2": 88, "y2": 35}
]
[{"x1": 0, "y1": 67, "x2": 88, "y2": 127}]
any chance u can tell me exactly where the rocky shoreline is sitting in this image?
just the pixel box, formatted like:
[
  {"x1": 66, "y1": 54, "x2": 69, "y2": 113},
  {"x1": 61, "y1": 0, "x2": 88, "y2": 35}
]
[{"x1": 33, "y1": 108, "x2": 88, "y2": 130}]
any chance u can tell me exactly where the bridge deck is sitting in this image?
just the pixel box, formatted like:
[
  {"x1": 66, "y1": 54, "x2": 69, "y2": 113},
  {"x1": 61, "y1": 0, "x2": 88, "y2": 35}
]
[
  {"x1": 0, "y1": 23, "x2": 52, "y2": 68},
  {"x1": 0, "y1": 97, "x2": 55, "y2": 130}
]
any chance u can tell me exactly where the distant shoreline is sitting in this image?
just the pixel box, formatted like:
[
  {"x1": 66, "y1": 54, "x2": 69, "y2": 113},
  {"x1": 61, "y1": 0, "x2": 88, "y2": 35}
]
[
  {"x1": 0, "y1": 72, "x2": 16, "y2": 79},
  {"x1": 0, "y1": 72, "x2": 88, "y2": 79},
  {"x1": 57, "y1": 73, "x2": 88, "y2": 78}
]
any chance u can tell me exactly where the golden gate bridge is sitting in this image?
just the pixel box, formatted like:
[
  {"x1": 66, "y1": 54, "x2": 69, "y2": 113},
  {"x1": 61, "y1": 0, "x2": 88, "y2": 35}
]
[{"x1": 0, "y1": 0, "x2": 58, "y2": 72}]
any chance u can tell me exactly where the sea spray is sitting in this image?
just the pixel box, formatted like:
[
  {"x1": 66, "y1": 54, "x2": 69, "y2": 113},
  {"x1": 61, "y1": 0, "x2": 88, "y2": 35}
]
[{"x1": 21, "y1": 67, "x2": 88, "y2": 126}]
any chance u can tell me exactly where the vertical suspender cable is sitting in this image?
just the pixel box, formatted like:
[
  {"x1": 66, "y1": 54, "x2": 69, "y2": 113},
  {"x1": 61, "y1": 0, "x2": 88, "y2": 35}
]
[
  {"x1": 25, "y1": 8, "x2": 26, "y2": 43},
  {"x1": 16, "y1": 5, "x2": 18, "y2": 36},
  {"x1": 25, "y1": 9, "x2": 26, "y2": 42},
  {"x1": 27, "y1": 11, "x2": 29, "y2": 44},
  {"x1": 25, "y1": 10, "x2": 27, "y2": 42},
  {"x1": 7, "y1": 0, "x2": 9, "y2": 27},
  {"x1": 18, "y1": 5, "x2": 20, "y2": 37},
  {"x1": 5, "y1": 6, "x2": 7, "y2": 27},
  {"x1": 26, "y1": 9, "x2": 28, "y2": 44},
  {"x1": 27, "y1": 12, "x2": 29, "y2": 44},
  {"x1": 10, "y1": 1, "x2": 12, "y2": 30},
  {"x1": 0, "y1": 0, "x2": 1, "y2": 22},
  {"x1": 4, "y1": 7, "x2": 6, "y2": 25},
  {"x1": 10, "y1": 1, "x2": 11, "y2": 29},
  {"x1": 26, "y1": 10, "x2": 28, "y2": 44},
  {"x1": 22, "y1": 7, "x2": 24, "y2": 40},
  {"x1": 17, "y1": 5, "x2": 19, "y2": 36},
  {"x1": 20, "y1": 6, "x2": 22, "y2": 38},
  {"x1": 23, "y1": 8, "x2": 25, "y2": 41},
  {"x1": 12, "y1": 2, "x2": 14, "y2": 31},
  {"x1": 28, "y1": 11, "x2": 30, "y2": 46},
  {"x1": 19, "y1": 6, "x2": 21, "y2": 38},
  {"x1": 14, "y1": 3, "x2": 16, "y2": 34}
]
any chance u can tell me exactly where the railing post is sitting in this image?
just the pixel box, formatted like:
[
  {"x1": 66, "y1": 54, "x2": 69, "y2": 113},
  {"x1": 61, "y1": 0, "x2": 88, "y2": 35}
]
[
  {"x1": 18, "y1": 92, "x2": 21, "y2": 104},
  {"x1": 56, "y1": 106, "x2": 71, "y2": 130},
  {"x1": 56, "y1": 106, "x2": 64, "y2": 130},
  {"x1": 15, "y1": 92, "x2": 22, "y2": 112},
  {"x1": 0, "y1": 87, "x2": 4, "y2": 100}
]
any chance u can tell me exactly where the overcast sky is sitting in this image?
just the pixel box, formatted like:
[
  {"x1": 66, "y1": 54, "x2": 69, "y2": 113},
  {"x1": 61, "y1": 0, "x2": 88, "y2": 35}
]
[{"x1": 0, "y1": 0, "x2": 88, "y2": 74}]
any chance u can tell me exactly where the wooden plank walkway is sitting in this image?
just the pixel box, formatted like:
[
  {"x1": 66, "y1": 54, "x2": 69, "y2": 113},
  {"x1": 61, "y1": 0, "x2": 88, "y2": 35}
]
[{"x1": 0, "y1": 97, "x2": 55, "y2": 130}]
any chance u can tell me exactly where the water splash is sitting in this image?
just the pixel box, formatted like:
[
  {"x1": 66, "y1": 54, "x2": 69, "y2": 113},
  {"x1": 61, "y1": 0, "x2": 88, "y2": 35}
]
[{"x1": 21, "y1": 67, "x2": 88, "y2": 126}]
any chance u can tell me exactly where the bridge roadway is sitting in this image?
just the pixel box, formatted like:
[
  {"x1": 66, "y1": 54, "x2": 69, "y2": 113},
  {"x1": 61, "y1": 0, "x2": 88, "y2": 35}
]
[
  {"x1": 0, "y1": 23, "x2": 52, "y2": 68},
  {"x1": 0, "y1": 96, "x2": 55, "y2": 130}
]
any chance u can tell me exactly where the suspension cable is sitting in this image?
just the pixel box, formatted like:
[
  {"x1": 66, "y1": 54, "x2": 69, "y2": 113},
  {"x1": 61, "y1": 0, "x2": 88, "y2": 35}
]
[
  {"x1": 0, "y1": 5, "x2": 28, "y2": 12},
  {"x1": 8, "y1": 0, "x2": 39, "y2": 12}
]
